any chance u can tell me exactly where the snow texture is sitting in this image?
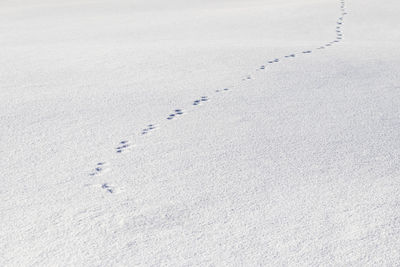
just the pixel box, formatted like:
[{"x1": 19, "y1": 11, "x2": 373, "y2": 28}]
[{"x1": 1, "y1": 0, "x2": 400, "y2": 265}]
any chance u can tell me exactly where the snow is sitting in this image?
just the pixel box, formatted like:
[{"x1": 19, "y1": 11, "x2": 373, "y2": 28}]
[{"x1": 1, "y1": 0, "x2": 400, "y2": 265}]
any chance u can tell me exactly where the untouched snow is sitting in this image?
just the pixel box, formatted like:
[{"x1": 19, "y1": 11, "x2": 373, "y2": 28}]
[{"x1": 1, "y1": 0, "x2": 400, "y2": 265}]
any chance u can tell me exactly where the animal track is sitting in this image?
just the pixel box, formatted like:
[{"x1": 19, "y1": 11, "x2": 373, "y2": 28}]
[
  {"x1": 101, "y1": 183, "x2": 116, "y2": 194},
  {"x1": 116, "y1": 140, "x2": 131, "y2": 153},
  {"x1": 193, "y1": 96, "x2": 209, "y2": 106},
  {"x1": 141, "y1": 124, "x2": 156, "y2": 135},
  {"x1": 167, "y1": 109, "x2": 184, "y2": 120},
  {"x1": 268, "y1": 58, "x2": 280, "y2": 64},
  {"x1": 89, "y1": 162, "x2": 109, "y2": 176},
  {"x1": 84, "y1": 182, "x2": 120, "y2": 194},
  {"x1": 87, "y1": 0, "x2": 348, "y2": 195}
]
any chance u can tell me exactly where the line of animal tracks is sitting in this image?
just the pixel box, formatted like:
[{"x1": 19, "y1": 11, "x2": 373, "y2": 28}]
[{"x1": 87, "y1": 0, "x2": 348, "y2": 194}]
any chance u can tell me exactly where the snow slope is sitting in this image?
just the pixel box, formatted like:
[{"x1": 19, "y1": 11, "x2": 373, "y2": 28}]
[{"x1": 1, "y1": 0, "x2": 400, "y2": 265}]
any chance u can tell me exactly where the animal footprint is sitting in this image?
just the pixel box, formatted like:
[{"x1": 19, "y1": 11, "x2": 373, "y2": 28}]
[
  {"x1": 89, "y1": 162, "x2": 109, "y2": 176},
  {"x1": 116, "y1": 140, "x2": 131, "y2": 153},
  {"x1": 167, "y1": 109, "x2": 184, "y2": 120},
  {"x1": 84, "y1": 182, "x2": 121, "y2": 194},
  {"x1": 216, "y1": 88, "x2": 229, "y2": 93},
  {"x1": 193, "y1": 96, "x2": 208, "y2": 106},
  {"x1": 285, "y1": 54, "x2": 295, "y2": 58},
  {"x1": 101, "y1": 183, "x2": 116, "y2": 194},
  {"x1": 302, "y1": 50, "x2": 312, "y2": 54},
  {"x1": 268, "y1": 58, "x2": 279, "y2": 64},
  {"x1": 141, "y1": 124, "x2": 156, "y2": 135}
]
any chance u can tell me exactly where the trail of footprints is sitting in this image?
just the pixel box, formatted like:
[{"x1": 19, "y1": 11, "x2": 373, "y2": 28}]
[
  {"x1": 88, "y1": 162, "x2": 118, "y2": 193},
  {"x1": 88, "y1": 0, "x2": 347, "y2": 194},
  {"x1": 258, "y1": 0, "x2": 346, "y2": 70}
]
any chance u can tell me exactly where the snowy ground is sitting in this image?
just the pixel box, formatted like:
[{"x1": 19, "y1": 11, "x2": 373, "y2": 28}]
[{"x1": 1, "y1": 0, "x2": 400, "y2": 265}]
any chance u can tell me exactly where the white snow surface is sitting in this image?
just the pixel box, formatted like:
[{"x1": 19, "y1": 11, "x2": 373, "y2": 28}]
[{"x1": 1, "y1": 0, "x2": 400, "y2": 265}]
